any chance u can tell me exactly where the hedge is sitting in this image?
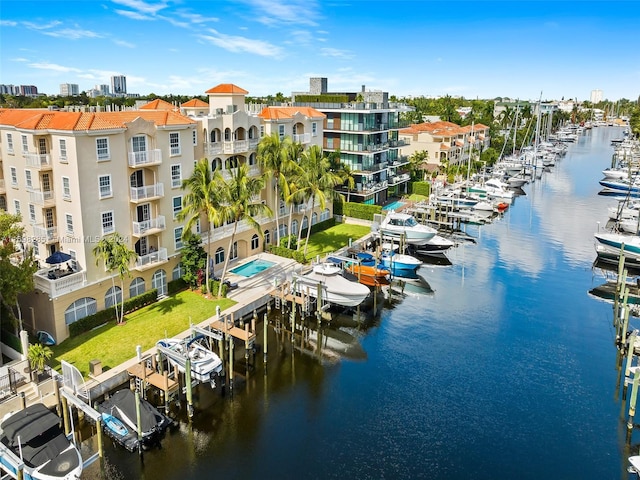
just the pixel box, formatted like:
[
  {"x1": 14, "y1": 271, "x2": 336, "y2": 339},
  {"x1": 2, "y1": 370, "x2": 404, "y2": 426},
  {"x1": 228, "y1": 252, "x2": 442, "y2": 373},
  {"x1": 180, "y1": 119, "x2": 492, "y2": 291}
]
[
  {"x1": 68, "y1": 289, "x2": 158, "y2": 337},
  {"x1": 268, "y1": 245, "x2": 307, "y2": 264},
  {"x1": 168, "y1": 278, "x2": 187, "y2": 295},
  {"x1": 342, "y1": 202, "x2": 382, "y2": 221},
  {"x1": 205, "y1": 279, "x2": 229, "y2": 298},
  {"x1": 412, "y1": 181, "x2": 431, "y2": 197}
]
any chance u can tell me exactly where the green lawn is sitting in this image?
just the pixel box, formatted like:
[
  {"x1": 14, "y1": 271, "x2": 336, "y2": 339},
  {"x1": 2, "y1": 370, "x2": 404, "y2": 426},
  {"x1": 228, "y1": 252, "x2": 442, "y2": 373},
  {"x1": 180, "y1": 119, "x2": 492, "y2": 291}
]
[
  {"x1": 51, "y1": 290, "x2": 235, "y2": 378},
  {"x1": 303, "y1": 223, "x2": 371, "y2": 259}
]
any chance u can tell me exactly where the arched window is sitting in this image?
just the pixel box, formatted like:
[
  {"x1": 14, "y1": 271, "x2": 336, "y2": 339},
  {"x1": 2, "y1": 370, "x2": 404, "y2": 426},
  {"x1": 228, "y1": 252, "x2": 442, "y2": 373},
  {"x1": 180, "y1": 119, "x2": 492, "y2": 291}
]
[
  {"x1": 65, "y1": 297, "x2": 97, "y2": 325},
  {"x1": 278, "y1": 224, "x2": 288, "y2": 240},
  {"x1": 279, "y1": 200, "x2": 286, "y2": 216},
  {"x1": 301, "y1": 215, "x2": 308, "y2": 230},
  {"x1": 210, "y1": 130, "x2": 215, "y2": 143},
  {"x1": 215, "y1": 247, "x2": 225, "y2": 264},
  {"x1": 251, "y1": 234, "x2": 259, "y2": 250},
  {"x1": 321, "y1": 208, "x2": 330, "y2": 221},
  {"x1": 291, "y1": 219, "x2": 299, "y2": 235},
  {"x1": 172, "y1": 263, "x2": 183, "y2": 280},
  {"x1": 105, "y1": 286, "x2": 122, "y2": 308},
  {"x1": 231, "y1": 241, "x2": 238, "y2": 260},
  {"x1": 264, "y1": 230, "x2": 270, "y2": 245},
  {"x1": 224, "y1": 128, "x2": 231, "y2": 141},
  {"x1": 249, "y1": 153, "x2": 257, "y2": 166},
  {"x1": 130, "y1": 277, "x2": 145, "y2": 298},
  {"x1": 312, "y1": 212, "x2": 318, "y2": 225}
]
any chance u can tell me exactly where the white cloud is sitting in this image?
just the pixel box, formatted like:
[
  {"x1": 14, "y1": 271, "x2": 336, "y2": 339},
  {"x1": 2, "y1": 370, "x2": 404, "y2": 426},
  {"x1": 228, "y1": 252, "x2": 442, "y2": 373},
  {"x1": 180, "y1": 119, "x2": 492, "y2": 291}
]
[
  {"x1": 110, "y1": 0, "x2": 169, "y2": 15},
  {"x1": 175, "y1": 11, "x2": 219, "y2": 24},
  {"x1": 41, "y1": 27, "x2": 102, "y2": 39},
  {"x1": 29, "y1": 62, "x2": 82, "y2": 73},
  {"x1": 198, "y1": 30, "x2": 283, "y2": 58},
  {"x1": 114, "y1": 9, "x2": 155, "y2": 20},
  {"x1": 238, "y1": 0, "x2": 320, "y2": 26},
  {"x1": 113, "y1": 39, "x2": 136, "y2": 48},
  {"x1": 0, "y1": 20, "x2": 17, "y2": 27},
  {"x1": 320, "y1": 47, "x2": 354, "y2": 60}
]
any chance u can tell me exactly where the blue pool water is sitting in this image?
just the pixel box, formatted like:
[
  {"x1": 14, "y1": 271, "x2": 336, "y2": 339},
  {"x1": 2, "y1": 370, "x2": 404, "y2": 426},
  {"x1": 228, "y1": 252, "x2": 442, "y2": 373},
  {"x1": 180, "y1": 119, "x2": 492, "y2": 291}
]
[
  {"x1": 229, "y1": 258, "x2": 275, "y2": 277},
  {"x1": 382, "y1": 200, "x2": 405, "y2": 210}
]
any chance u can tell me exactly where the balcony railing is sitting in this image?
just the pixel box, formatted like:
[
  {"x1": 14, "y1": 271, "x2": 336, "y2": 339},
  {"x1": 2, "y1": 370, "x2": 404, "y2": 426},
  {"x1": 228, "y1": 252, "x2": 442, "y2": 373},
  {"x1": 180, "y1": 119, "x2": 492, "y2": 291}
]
[
  {"x1": 134, "y1": 247, "x2": 168, "y2": 270},
  {"x1": 132, "y1": 215, "x2": 166, "y2": 236},
  {"x1": 33, "y1": 224, "x2": 58, "y2": 243},
  {"x1": 24, "y1": 153, "x2": 52, "y2": 169},
  {"x1": 130, "y1": 183, "x2": 164, "y2": 202},
  {"x1": 293, "y1": 133, "x2": 311, "y2": 144},
  {"x1": 249, "y1": 138, "x2": 260, "y2": 149},
  {"x1": 200, "y1": 215, "x2": 272, "y2": 244},
  {"x1": 223, "y1": 140, "x2": 248, "y2": 154},
  {"x1": 207, "y1": 142, "x2": 223, "y2": 156},
  {"x1": 248, "y1": 164, "x2": 261, "y2": 177},
  {"x1": 128, "y1": 149, "x2": 162, "y2": 167},
  {"x1": 34, "y1": 269, "x2": 85, "y2": 297},
  {"x1": 29, "y1": 189, "x2": 55, "y2": 206}
]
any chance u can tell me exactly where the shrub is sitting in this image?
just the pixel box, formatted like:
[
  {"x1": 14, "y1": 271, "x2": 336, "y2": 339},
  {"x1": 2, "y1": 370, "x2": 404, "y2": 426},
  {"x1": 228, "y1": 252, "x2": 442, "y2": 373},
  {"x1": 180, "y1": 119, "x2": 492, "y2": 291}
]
[
  {"x1": 207, "y1": 279, "x2": 229, "y2": 298},
  {"x1": 168, "y1": 278, "x2": 187, "y2": 295},
  {"x1": 342, "y1": 203, "x2": 382, "y2": 221},
  {"x1": 411, "y1": 181, "x2": 431, "y2": 197},
  {"x1": 268, "y1": 245, "x2": 307, "y2": 264},
  {"x1": 279, "y1": 234, "x2": 298, "y2": 250}
]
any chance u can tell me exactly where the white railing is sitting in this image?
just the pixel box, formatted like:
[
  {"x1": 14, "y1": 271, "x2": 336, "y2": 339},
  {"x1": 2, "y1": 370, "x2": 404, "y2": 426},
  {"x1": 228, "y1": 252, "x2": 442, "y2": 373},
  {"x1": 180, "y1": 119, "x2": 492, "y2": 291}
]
[
  {"x1": 34, "y1": 270, "x2": 85, "y2": 297},
  {"x1": 293, "y1": 133, "x2": 311, "y2": 144},
  {"x1": 207, "y1": 142, "x2": 223, "y2": 156},
  {"x1": 29, "y1": 189, "x2": 54, "y2": 205},
  {"x1": 33, "y1": 224, "x2": 57, "y2": 242},
  {"x1": 132, "y1": 215, "x2": 166, "y2": 236},
  {"x1": 128, "y1": 149, "x2": 162, "y2": 167},
  {"x1": 248, "y1": 164, "x2": 262, "y2": 177},
  {"x1": 223, "y1": 140, "x2": 248, "y2": 154},
  {"x1": 200, "y1": 215, "x2": 272, "y2": 244},
  {"x1": 249, "y1": 138, "x2": 260, "y2": 149},
  {"x1": 135, "y1": 247, "x2": 168, "y2": 269},
  {"x1": 24, "y1": 153, "x2": 52, "y2": 169},
  {"x1": 130, "y1": 183, "x2": 164, "y2": 201}
]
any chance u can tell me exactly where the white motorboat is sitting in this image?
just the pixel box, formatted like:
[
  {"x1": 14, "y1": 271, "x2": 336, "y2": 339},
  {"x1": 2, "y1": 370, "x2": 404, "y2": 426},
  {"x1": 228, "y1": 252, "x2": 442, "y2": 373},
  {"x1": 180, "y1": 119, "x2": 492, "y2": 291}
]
[
  {"x1": 294, "y1": 263, "x2": 371, "y2": 307},
  {"x1": 594, "y1": 231, "x2": 640, "y2": 263},
  {"x1": 0, "y1": 403, "x2": 83, "y2": 480},
  {"x1": 376, "y1": 210, "x2": 437, "y2": 245},
  {"x1": 156, "y1": 336, "x2": 223, "y2": 383},
  {"x1": 380, "y1": 248, "x2": 422, "y2": 276}
]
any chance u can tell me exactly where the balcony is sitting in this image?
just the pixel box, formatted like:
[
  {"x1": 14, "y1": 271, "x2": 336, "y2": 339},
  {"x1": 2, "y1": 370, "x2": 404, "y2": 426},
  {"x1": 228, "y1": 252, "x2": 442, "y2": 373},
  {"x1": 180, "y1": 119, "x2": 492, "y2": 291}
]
[
  {"x1": 200, "y1": 215, "x2": 272, "y2": 244},
  {"x1": 293, "y1": 133, "x2": 311, "y2": 144},
  {"x1": 249, "y1": 138, "x2": 260, "y2": 150},
  {"x1": 32, "y1": 224, "x2": 58, "y2": 243},
  {"x1": 223, "y1": 140, "x2": 248, "y2": 154},
  {"x1": 134, "y1": 247, "x2": 168, "y2": 271},
  {"x1": 207, "y1": 142, "x2": 223, "y2": 156},
  {"x1": 388, "y1": 173, "x2": 411, "y2": 185},
  {"x1": 130, "y1": 183, "x2": 164, "y2": 203},
  {"x1": 128, "y1": 149, "x2": 162, "y2": 167},
  {"x1": 24, "y1": 153, "x2": 52, "y2": 170},
  {"x1": 34, "y1": 269, "x2": 86, "y2": 297},
  {"x1": 248, "y1": 164, "x2": 261, "y2": 177},
  {"x1": 29, "y1": 189, "x2": 55, "y2": 207},
  {"x1": 132, "y1": 215, "x2": 166, "y2": 237}
]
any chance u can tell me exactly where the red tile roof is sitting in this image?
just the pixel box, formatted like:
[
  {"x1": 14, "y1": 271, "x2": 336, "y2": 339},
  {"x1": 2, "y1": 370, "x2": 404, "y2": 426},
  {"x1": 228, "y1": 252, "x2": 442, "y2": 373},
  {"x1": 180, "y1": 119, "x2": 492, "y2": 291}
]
[
  {"x1": 181, "y1": 98, "x2": 209, "y2": 107},
  {"x1": 205, "y1": 84, "x2": 249, "y2": 95},
  {"x1": 257, "y1": 106, "x2": 325, "y2": 120},
  {"x1": 140, "y1": 99, "x2": 177, "y2": 111}
]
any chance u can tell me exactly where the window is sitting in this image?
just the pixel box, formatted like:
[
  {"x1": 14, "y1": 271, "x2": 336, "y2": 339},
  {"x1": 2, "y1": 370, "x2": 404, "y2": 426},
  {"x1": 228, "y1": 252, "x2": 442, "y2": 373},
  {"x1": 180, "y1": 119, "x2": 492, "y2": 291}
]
[
  {"x1": 171, "y1": 164, "x2": 181, "y2": 188},
  {"x1": 215, "y1": 247, "x2": 224, "y2": 265},
  {"x1": 172, "y1": 196, "x2": 182, "y2": 219},
  {"x1": 260, "y1": 125, "x2": 265, "y2": 138},
  {"x1": 62, "y1": 176, "x2": 71, "y2": 199},
  {"x1": 98, "y1": 175, "x2": 112, "y2": 198},
  {"x1": 172, "y1": 264, "x2": 183, "y2": 280},
  {"x1": 28, "y1": 204, "x2": 36, "y2": 223},
  {"x1": 170, "y1": 132, "x2": 180, "y2": 155},
  {"x1": 14, "y1": 200, "x2": 20, "y2": 216},
  {"x1": 312, "y1": 212, "x2": 318, "y2": 225},
  {"x1": 174, "y1": 226, "x2": 183, "y2": 250},
  {"x1": 64, "y1": 297, "x2": 97, "y2": 325},
  {"x1": 264, "y1": 229, "x2": 270, "y2": 245},
  {"x1": 278, "y1": 124, "x2": 285, "y2": 140},
  {"x1": 65, "y1": 214, "x2": 73, "y2": 234},
  {"x1": 96, "y1": 138, "x2": 109, "y2": 161},
  {"x1": 32, "y1": 240, "x2": 39, "y2": 256},
  {"x1": 129, "y1": 277, "x2": 146, "y2": 298},
  {"x1": 101, "y1": 211, "x2": 114, "y2": 234},
  {"x1": 312, "y1": 122, "x2": 317, "y2": 136},
  {"x1": 6, "y1": 134, "x2": 13, "y2": 153},
  {"x1": 321, "y1": 208, "x2": 330, "y2": 221},
  {"x1": 192, "y1": 129, "x2": 197, "y2": 146},
  {"x1": 231, "y1": 241, "x2": 238, "y2": 260},
  {"x1": 105, "y1": 286, "x2": 122, "y2": 308},
  {"x1": 59, "y1": 139, "x2": 67, "y2": 162},
  {"x1": 25, "y1": 170, "x2": 32, "y2": 189},
  {"x1": 10, "y1": 167, "x2": 17, "y2": 186},
  {"x1": 251, "y1": 234, "x2": 259, "y2": 250},
  {"x1": 21, "y1": 135, "x2": 28, "y2": 153}
]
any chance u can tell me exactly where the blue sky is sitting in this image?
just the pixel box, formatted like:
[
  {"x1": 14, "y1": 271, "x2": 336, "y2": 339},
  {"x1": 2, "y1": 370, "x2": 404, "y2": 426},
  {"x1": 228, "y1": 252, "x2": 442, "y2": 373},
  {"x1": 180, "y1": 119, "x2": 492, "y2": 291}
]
[{"x1": 1, "y1": 0, "x2": 639, "y2": 102}]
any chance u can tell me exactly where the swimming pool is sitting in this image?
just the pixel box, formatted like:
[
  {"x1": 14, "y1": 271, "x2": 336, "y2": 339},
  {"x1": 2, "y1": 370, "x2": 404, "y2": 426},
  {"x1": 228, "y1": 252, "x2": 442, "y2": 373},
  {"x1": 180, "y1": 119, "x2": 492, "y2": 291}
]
[
  {"x1": 229, "y1": 258, "x2": 276, "y2": 277},
  {"x1": 382, "y1": 200, "x2": 406, "y2": 211}
]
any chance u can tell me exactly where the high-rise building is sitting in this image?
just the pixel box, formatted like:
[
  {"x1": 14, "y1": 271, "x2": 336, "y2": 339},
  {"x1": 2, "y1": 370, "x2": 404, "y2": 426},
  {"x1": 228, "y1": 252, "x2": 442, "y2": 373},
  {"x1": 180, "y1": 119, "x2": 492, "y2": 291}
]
[
  {"x1": 111, "y1": 75, "x2": 127, "y2": 95},
  {"x1": 60, "y1": 84, "x2": 80, "y2": 96},
  {"x1": 590, "y1": 89, "x2": 603, "y2": 104}
]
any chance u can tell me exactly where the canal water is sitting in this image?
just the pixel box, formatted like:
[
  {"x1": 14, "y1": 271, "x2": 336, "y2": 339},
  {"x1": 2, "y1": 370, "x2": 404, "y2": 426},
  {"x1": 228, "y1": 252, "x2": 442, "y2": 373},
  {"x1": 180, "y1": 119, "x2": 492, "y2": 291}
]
[{"x1": 83, "y1": 127, "x2": 630, "y2": 480}]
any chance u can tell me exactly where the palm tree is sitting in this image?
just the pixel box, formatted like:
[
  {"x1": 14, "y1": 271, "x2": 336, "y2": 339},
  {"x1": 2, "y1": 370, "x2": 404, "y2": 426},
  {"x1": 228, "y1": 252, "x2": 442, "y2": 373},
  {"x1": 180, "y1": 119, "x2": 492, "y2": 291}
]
[
  {"x1": 216, "y1": 163, "x2": 272, "y2": 297},
  {"x1": 295, "y1": 145, "x2": 343, "y2": 256},
  {"x1": 257, "y1": 133, "x2": 294, "y2": 246},
  {"x1": 93, "y1": 232, "x2": 137, "y2": 324},
  {"x1": 28, "y1": 343, "x2": 52, "y2": 378},
  {"x1": 178, "y1": 159, "x2": 224, "y2": 295}
]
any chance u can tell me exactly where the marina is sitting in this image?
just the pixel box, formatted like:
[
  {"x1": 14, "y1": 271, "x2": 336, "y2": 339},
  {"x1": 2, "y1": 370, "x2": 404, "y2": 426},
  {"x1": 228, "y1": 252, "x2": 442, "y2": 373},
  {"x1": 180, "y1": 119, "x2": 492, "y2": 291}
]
[{"x1": 1, "y1": 125, "x2": 635, "y2": 479}]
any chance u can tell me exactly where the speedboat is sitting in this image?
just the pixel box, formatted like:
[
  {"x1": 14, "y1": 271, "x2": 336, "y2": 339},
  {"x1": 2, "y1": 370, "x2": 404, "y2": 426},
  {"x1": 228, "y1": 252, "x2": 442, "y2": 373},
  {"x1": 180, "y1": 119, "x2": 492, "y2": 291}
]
[
  {"x1": 156, "y1": 335, "x2": 223, "y2": 384},
  {"x1": 0, "y1": 403, "x2": 83, "y2": 480},
  {"x1": 294, "y1": 263, "x2": 371, "y2": 307},
  {"x1": 593, "y1": 231, "x2": 640, "y2": 263},
  {"x1": 96, "y1": 389, "x2": 172, "y2": 452},
  {"x1": 379, "y1": 248, "x2": 422, "y2": 277},
  {"x1": 376, "y1": 210, "x2": 437, "y2": 245},
  {"x1": 346, "y1": 263, "x2": 390, "y2": 287}
]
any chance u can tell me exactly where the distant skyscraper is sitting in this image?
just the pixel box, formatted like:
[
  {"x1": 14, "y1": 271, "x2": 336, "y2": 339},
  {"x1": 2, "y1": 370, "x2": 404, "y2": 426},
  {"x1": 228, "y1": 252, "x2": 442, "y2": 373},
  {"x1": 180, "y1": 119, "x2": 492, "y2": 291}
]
[
  {"x1": 590, "y1": 89, "x2": 603, "y2": 103},
  {"x1": 60, "y1": 83, "x2": 80, "y2": 96},
  {"x1": 111, "y1": 75, "x2": 127, "y2": 95}
]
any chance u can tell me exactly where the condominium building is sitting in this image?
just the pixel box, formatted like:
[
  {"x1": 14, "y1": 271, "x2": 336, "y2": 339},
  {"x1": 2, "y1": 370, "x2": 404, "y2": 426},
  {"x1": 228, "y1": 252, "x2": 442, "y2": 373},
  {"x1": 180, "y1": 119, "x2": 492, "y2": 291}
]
[
  {"x1": 111, "y1": 75, "x2": 127, "y2": 95},
  {"x1": 59, "y1": 84, "x2": 80, "y2": 96},
  {"x1": 398, "y1": 121, "x2": 491, "y2": 170},
  {"x1": 292, "y1": 77, "x2": 412, "y2": 205},
  {"x1": 0, "y1": 83, "x2": 326, "y2": 344}
]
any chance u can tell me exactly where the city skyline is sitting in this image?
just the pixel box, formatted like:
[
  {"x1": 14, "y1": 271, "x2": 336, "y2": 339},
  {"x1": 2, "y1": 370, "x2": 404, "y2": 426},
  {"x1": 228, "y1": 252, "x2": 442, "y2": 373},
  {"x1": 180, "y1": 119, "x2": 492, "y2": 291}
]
[{"x1": 1, "y1": 0, "x2": 639, "y2": 102}]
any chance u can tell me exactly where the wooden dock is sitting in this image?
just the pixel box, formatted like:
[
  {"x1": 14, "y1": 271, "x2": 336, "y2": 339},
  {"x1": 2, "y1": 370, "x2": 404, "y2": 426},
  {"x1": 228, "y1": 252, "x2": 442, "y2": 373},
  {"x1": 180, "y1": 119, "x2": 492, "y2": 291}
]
[{"x1": 126, "y1": 361, "x2": 178, "y2": 393}]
